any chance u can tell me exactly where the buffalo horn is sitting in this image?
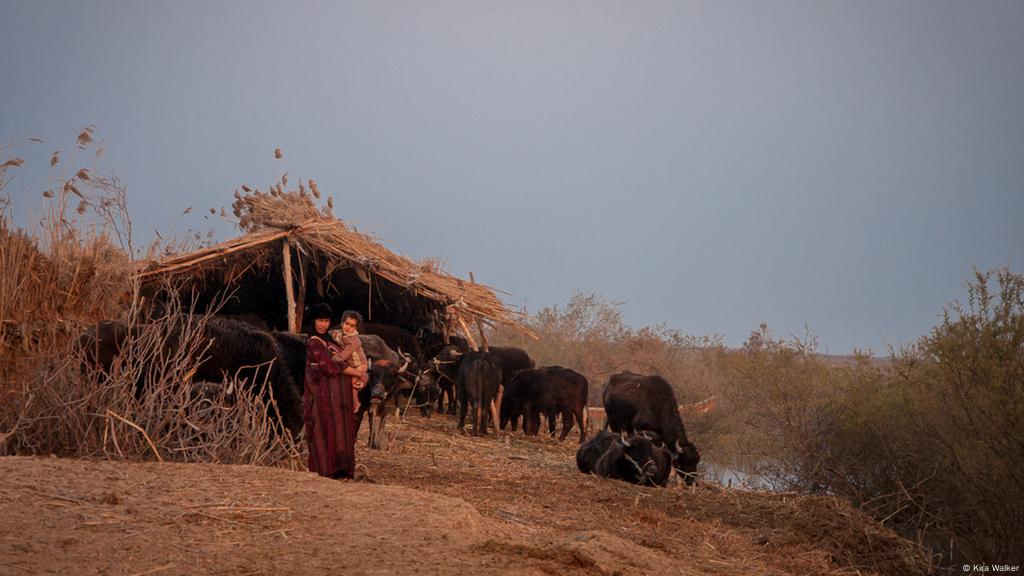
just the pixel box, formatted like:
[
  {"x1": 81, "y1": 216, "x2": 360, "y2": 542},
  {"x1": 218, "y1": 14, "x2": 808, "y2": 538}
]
[{"x1": 397, "y1": 349, "x2": 411, "y2": 373}]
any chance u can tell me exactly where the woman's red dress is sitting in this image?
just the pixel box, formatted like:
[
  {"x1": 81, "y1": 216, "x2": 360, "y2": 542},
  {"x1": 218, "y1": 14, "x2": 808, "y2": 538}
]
[{"x1": 304, "y1": 335, "x2": 357, "y2": 478}]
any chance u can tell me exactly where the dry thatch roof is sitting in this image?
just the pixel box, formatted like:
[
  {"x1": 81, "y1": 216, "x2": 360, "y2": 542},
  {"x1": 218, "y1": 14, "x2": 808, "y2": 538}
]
[{"x1": 135, "y1": 187, "x2": 530, "y2": 335}]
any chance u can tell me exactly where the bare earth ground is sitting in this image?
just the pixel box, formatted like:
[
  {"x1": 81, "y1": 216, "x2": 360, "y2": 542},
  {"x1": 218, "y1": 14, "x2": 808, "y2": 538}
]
[{"x1": 0, "y1": 413, "x2": 930, "y2": 576}]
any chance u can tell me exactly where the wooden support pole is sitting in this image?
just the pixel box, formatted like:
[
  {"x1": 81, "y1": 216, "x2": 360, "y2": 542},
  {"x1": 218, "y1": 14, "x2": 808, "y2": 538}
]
[
  {"x1": 456, "y1": 314, "x2": 479, "y2": 352},
  {"x1": 282, "y1": 239, "x2": 297, "y2": 333},
  {"x1": 469, "y1": 273, "x2": 489, "y2": 352},
  {"x1": 294, "y1": 247, "x2": 306, "y2": 333},
  {"x1": 476, "y1": 317, "x2": 490, "y2": 352}
]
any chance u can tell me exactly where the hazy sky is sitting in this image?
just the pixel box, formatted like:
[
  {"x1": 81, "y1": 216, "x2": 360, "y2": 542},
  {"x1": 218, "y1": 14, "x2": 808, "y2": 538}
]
[{"x1": 3, "y1": 1, "x2": 1022, "y2": 354}]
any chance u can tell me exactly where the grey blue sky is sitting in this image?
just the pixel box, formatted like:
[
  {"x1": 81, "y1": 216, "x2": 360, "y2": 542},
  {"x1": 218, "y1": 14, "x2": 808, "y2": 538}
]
[{"x1": 2, "y1": 1, "x2": 1022, "y2": 354}]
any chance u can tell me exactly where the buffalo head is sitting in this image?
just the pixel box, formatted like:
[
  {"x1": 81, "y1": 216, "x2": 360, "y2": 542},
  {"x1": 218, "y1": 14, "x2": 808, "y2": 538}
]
[{"x1": 673, "y1": 440, "x2": 701, "y2": 486}]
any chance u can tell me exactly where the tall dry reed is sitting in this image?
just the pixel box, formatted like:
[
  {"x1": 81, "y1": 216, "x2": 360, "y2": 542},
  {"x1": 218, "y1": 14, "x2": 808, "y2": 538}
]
[{"x1": 1, "y1": 131, "x2": 300, "y2": 468}]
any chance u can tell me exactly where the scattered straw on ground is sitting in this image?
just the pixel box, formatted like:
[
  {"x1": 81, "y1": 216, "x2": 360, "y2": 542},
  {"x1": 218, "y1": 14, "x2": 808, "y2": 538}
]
[{"x1": 0, "y1": 414, "x2": 931, "y2": 576}]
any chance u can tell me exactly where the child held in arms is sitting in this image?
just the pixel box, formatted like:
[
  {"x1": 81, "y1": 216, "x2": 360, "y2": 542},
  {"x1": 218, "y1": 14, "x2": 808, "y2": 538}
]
[{"x1": 331, "y1": 310, "x2": 370, "y2": 413}]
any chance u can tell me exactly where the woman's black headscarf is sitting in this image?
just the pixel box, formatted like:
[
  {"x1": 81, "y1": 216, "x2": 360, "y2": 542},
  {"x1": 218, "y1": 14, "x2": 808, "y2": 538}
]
[{"x1": 305, "y1": 302, "x2": 341, "y2": 346}]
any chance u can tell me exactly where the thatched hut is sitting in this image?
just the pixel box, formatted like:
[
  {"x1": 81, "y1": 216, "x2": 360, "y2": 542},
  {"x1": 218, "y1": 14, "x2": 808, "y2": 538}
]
[{"x1": 135, "y1": 188, "x2": 530, "y2": 343}]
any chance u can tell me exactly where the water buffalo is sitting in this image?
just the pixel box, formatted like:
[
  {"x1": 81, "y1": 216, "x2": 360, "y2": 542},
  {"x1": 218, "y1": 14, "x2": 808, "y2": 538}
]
[
  {"x1": 456, "y1": 351, "x2": 502, "y2": 435},
  {"x1": 361, "y1": 323, "x2": 422, "y2": 362},
  {"x1": 431, "y1": 344, "x2": 533, "y2": 415},
  {"x1": 166, "y1": 317, "x2": 305, "y2": 438},
  {"x1": 79, "y1": 317, "x2": 305, "y2": 438},
  {"x1": 402, "y1": 369, "x2": 440, "y2": 418},
  {"x1": 576, "y1": 430, "x2": 674, "y2": 487},
  {"x1": 359, "y1": 334, "x2": 404, "y2": 365},
  {"x1": 602, "y1": 372, "x2": 701, "y2": 485},
  {"x1": 355, "y1": 357, "x2": 413, "y2": 449},
  {"x1": 576, "y1": 430, "x2": 617, "y2": 474},
  {"x1": 585, "y1": 428, "x2": 671, "y2": 485},
  {"x1": 346, "y1": 331, "x2": 438, "y2": 418},
  {"x1": 78, "y1": 320, "x2": 133, "y2": 375},
  {"x1": 361, "y1": 323, "x2": 466, "y2": 417},
  {"x1": 430, "y1": 344, "x2": 466, "y2": 414},
  {"x1": 270, "y1": 331, "x2": 307, "y2": 385},
  {"x1": 500, "y1": 366, "x2": 589, "y2": 443}
]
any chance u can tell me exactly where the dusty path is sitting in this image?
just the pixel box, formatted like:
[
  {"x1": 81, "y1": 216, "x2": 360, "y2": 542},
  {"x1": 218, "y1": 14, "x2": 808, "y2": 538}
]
[{"x1": 0, "y1": 414, "x2": 930, "y2": 575}]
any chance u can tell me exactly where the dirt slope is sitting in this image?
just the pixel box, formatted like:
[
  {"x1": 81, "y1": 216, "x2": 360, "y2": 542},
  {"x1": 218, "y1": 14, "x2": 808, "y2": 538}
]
[{"x1": 0, "y1": 414, "x2": 930, "y2": 576}]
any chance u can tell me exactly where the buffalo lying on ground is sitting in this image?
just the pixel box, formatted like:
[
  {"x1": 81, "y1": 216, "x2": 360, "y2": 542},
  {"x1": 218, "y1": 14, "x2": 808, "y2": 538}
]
[
  {"x1": 79, "y1": 317, "x2": 305, "y2": 438},
  {"x1": 456, "y1": 351, "x2": 503, "y2": 435},
  {"x1": 576, "y1": 430, "x2": 674, "y2": 487},
  {"x1": 500, "y1": 366, "x2": 589, "y2": 443},
  {"x1": 602, "y1": 372, "x2": 701, "y2": 485}
]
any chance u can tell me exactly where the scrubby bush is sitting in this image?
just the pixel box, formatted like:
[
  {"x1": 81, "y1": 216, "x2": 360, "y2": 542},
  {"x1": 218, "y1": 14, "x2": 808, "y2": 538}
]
[
  {"x1": 495, "y1": 272, "x2": 1022, "y2": 566},
  {"x1": 718, "y1": 270, "x2": 1023, "y2": 565}
]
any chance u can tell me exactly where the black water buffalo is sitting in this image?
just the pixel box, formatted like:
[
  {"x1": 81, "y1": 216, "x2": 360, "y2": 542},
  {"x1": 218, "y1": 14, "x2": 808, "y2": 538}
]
[
  {"x1": 361, "y1": 323, "x2": 467, "y2": 417},
  {"x1": 355, "y1": 357, "x2": 413, "y2": 449},
  {"x1": 166, "y1": 317, "x2": 305, "y2": 438},
  {"x1": 576, "y1": 430, "x2": 618, "y2": 474},
  {"x1": 500, "y1": 366, "x2": 589, "y2": 443},
  {"x1": 361, "y1": 323, "x2": 422, "y2": 362},
  {"x1": 402, "y1": 369, "x2": 440, "y2": 418},
  {"x1": 602, "y1": 372, "x2": 701, "y2": 485},
  {"x1": 79, "y1": 317, "x2": 305, "y2": 438},
  {"x1": 431, "y1": 344, "x2": 533, "y2": 415},
  {"x1": 350, "y1": 331, "x2": 439, "y2": 418},
  {"x1": 456, "y1": 351, "x2": 502, "y2": 435},
  {"x1": 358, "y1": 334, "x2": 404, "y2": 365},
  {"x1": 576, "y1": 430, "x2": 673, "y2": 487},
  {"x1": 361, "y1": 323, "x2": 465, "y2": 371},
  {"x1": 269, "y1": 331, "x2": 307, "y2": 385},
  {"x1": 490, "y1": 346, "x2": 536, "y2": 387},
  {"x1": 78, "y1": 320, "x2": 133, "y2": 375},
  {"x1": 219, "y1": 313, "x2": 270, "y2": 331},
  {"x1": 325, "y1": 330, "x2": 409, "y2": 367},
  {"x1": 430, "y1": 344, "x2": 466, "y2": 414}
]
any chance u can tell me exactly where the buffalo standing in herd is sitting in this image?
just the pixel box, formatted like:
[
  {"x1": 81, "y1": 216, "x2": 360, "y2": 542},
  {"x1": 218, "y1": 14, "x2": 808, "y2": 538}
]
[{"x1": 79, "y1": 313, "x2": 701, "y2": 486}]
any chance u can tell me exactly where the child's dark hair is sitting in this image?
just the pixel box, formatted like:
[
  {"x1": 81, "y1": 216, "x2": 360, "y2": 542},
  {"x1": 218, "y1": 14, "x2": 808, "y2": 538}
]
[{"x1": 341, "y1": 310, "x2": 363, "y2": 326}]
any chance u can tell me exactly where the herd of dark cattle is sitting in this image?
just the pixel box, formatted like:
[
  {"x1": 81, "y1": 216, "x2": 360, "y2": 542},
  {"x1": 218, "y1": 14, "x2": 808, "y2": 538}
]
[{"x1": 78, "y1": 315, "x2": 701, "y2": 487}]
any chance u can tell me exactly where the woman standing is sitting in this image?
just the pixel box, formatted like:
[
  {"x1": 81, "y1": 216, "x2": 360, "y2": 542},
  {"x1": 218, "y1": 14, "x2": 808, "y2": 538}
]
[{"x1": 303, "y1": 303, "x2": 357, "y2": 479}]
